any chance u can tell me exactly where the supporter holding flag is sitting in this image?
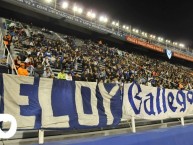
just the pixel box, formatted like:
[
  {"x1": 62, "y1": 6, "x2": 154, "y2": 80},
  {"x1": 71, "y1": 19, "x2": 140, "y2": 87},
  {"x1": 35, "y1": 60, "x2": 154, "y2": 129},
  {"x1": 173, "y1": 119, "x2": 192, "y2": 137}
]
[{"x1": 3, "y1": 31, "x2": 12, "y2": 57}]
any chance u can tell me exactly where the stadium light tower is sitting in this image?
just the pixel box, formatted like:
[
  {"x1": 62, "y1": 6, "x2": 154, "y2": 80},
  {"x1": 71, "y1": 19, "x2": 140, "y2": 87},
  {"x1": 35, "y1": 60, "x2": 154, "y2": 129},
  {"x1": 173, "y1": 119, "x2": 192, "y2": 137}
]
[
  {"x1": 158, "y1": 37, "x2": 164, "y2": 42},
  {"x1": 173, "y1": 42, "x2": 178, "y2": 46},
  {"x1": 122, "y1": 25, "x2": 130, "y2": 34},
  {"x1": 132, "y1": 28, "x2": 139, "y2": 33},
  {"x1": 87, "y1": 11, "x2": 96, "y2": 21},
  {"x1": 165, "y1": 40, "x2": 171, "y2": 49},
  {"x1": 150, "y1": 34, "x2": 156, "y2": 39},
  {"x1": 62, "y1": 1, "x2": 69, "y2": 9},
  {"x1": 112, "y1": 21, "x2": 119, "y2": 27},
  {"x1": 99, "y1": 16, "x2": 108, "y2": 23},
  {"x1": 111, "y1": 21, "x2": 119, "y2": 32},
  {"x1": 141, "y1": 32, "x2": 147, "y2": 37},
  {"x1": 166, "y1": 40, "x2": 171, "y2": 43},
  {"x1": 179, "y1": 43, "x2": 185, "y2": 48},
  {"x1": 45, "y1": 0, "x2": 58, "y2": 9},
  {"x1": 45, "y1": 0, "x2": 52, "y2": 3},
  {"x1": 73, "y1": 5, "x2": 83, "y2": 16}
]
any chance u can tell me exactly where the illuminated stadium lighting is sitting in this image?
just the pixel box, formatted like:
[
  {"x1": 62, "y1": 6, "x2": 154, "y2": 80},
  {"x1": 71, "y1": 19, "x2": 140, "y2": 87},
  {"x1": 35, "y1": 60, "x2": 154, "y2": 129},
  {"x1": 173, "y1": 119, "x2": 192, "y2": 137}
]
[
  {"x1": 158, "y1": 37, "x2": 164, "y2": 42},
  {"x1": 112, "y1": 21, "x2": 119, "y2": 27},
  {"x1": 91, "y1": 13, "x2": 96, "y2": 19},
  {"x1": 87, "y1": 11, "x2": 96, "y2": 19},
  {"x1": 179, "y1": 43, "x2": 185, "y2": 48},
  {"x1": 112, "y1": 21, "x2": 115, "y2": 25},
  {"x1": 122, "y1": 25, "x2": 129, "y2": 30},
  {"x1": 62, "y1": 2, "x2": 69, "y2": 9},
  {"x1": 73, "y1": 5, "x2": 83, "y2": 14},
  {"x1": 173, "y1": 42, "x2": 178, "y2": 46},
  {"x1": 73, "y1": 5, "x2": 78, "y2": 12},
  {"x1": 45, "y1": 0, "x2": 52, "y2": 3},
  {"x1": 142, "y1": 32, "x2": 147, "y2": 37},
  {"x1": 99, "y1": 16, "x2": 108, "y2": 23},
  {"x1": 132, "y1": 28, "x2": 139, "y2": 33},
  {"x1": 78, "y1": 8, "x2": 83, "y2": 14},
  {"x1": 166, "y1": 40, "x2": 171, "y2": 43},
  {"x1": 150, "y1": 34, "x2": 156, "y2": 39}
]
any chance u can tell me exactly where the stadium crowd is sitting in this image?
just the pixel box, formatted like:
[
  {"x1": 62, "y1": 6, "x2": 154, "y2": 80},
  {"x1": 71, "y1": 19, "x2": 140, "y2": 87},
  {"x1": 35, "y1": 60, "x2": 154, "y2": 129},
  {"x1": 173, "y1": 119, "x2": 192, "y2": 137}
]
[{"x1": 2, "y1": 19, "x2": 193, "y2": 90}]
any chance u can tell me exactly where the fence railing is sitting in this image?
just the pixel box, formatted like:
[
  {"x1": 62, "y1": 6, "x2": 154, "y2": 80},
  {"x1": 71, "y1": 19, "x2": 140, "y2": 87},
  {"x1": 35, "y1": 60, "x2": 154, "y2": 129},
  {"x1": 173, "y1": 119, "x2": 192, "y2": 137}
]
[{"x1": 0, "y1": 20, "x2": 18, "y2": 75}]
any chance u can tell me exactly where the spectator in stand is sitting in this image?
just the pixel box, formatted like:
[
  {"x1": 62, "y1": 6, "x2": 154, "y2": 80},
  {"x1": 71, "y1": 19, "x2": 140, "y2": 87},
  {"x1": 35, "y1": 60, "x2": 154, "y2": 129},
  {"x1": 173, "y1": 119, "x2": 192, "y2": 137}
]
[
  {"x1": 18, "y1": 63, "x2": 29, "y2": 76},
  {"x1": 14, "y1": 55, "x2": 21, "y2": 70},
  {"x1": 44, "y1": 49, "x2": 52, "y2": 58},
  {"x1": 3, "y1": 31, "x2": 12, "y2": 57},
  {"x1": 66, "y1": 72, "x2": 73, "y2": 81},
  {"x1": 43, "y1": 66, "x2": 53, "y2": 78},
  {"x1": 57, "y1": 68, "x2": 66, "y2": 79},
  {"x1": 6, "y1": 18, "x2": 193, "y2": 90},
  {"x1": 73, "y1": 72, "x2": 80, "y2": 81},
  {"x1": 34, "y1": 63, "x2": 44, "y2": 77}
]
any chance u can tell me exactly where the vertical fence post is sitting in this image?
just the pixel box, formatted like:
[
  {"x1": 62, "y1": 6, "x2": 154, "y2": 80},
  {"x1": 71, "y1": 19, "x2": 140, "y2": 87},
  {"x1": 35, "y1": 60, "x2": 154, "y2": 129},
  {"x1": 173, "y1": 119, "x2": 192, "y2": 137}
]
[
  {"x1": 181, "y1": 117, "x2": 185, "y2": 126},
  {"x1": 38, "y1": 130, "x2": 44, "y2": 144},
  {"x1": 131, "y1": 116, "x2": 136, "y2": 133}
]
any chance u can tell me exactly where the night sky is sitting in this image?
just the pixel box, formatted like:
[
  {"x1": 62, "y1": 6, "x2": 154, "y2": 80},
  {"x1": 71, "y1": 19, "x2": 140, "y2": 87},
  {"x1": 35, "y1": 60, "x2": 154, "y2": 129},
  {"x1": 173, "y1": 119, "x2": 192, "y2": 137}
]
[{"x1": 60, "y1": 0, "x2": 193, "y2": 49}]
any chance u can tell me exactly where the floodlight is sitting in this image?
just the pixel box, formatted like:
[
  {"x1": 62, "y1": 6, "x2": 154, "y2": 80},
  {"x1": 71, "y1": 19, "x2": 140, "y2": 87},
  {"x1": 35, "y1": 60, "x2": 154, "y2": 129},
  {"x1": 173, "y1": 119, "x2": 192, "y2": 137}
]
[
  {"x1": 73, "y1": 6, "x2": 78, "y2": 12},
  {"x1": 142, "y1": 32, "x2": 147, "y2": 37},
  {"x1": 78, "y1": 8, "x2": 83, "y2": 14},
  {"x1": 133, "y1": 28, "x2": 139, "y2": 33},
  {"x1": 179, "y1": 43, "x2": 185, "y2": 48},
  {"x1": 87, "y1": 11, "x2": 91, "y2": 17},
  {"x1": 158, "y1": 37, "x2": 163, "y2": 42},
  {"x1": 173, "y1": 42, "x2": 178, "y2": 46},
  {"x1": 99, "y1": 16, "x2": 108, "y2": 23},
  {"x1": 150, "y1": 35, "x2": 156, "y2": 39},
  {"x1": 91, "y1": 13, "x2": 96, "y2": 19},
  {"x1": 87, "y1": 11, "x2": 96, "y2": 19},
  {"x1": 62, "y1": 2, "x2": 69, "y2": 9},
  {"x1": 104, "y1": 17, "x2": 108, "y2": 23},
  {"x1": 45, "y1": 0, "x2": 52, "y2": 3}
]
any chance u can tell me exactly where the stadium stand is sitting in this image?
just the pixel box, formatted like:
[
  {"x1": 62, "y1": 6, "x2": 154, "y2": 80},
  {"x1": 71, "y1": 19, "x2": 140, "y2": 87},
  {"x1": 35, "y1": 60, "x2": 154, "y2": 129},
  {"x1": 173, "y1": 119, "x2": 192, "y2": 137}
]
[
  {"x1": 1, "y1": 18, "x2": 193, "y2": 90},
  {"x1": 0, "y1": 2, "x2": 193, "y2": 144}
]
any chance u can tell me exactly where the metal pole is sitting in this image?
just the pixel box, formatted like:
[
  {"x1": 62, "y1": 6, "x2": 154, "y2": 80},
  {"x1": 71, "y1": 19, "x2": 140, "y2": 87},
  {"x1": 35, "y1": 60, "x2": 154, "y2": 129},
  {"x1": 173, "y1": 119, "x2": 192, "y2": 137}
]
[
  {"x1": 181, "y1": 117, "x2": 185, "y2": 126},
  {"x1": 38, "y1": 130, "x2": 44, "y2": 144},
  {"x1": 131, "y1": 116, "x2": 136, "y2": 133},
  {"x1": 54, "y1": 0, "x2": 57, "y2": 9},
  {"x1": 118, "y1": 20, "x2": 119, "y2": 34}
]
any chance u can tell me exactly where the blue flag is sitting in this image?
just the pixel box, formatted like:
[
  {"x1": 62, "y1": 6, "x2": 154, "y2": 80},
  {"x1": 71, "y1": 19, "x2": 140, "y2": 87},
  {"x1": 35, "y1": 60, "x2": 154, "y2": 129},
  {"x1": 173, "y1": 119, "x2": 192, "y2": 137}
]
[{"x1": 166, "y1": 49, "x2": 172, "y2": 59}]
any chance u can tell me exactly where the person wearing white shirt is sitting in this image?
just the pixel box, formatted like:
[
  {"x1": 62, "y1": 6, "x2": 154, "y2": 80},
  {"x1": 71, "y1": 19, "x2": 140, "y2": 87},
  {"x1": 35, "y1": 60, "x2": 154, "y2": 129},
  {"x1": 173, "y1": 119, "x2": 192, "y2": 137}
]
[{"x1": 66, "y1": 72, "x2": 72, "y2": 81}]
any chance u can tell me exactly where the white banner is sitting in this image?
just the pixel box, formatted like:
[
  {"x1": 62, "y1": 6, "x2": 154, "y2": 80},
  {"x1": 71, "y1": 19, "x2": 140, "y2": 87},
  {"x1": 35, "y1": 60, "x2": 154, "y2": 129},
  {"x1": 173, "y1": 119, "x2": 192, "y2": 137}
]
[{"x1": 122, "y1": 82, "x2": 193, "y2": 120}]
